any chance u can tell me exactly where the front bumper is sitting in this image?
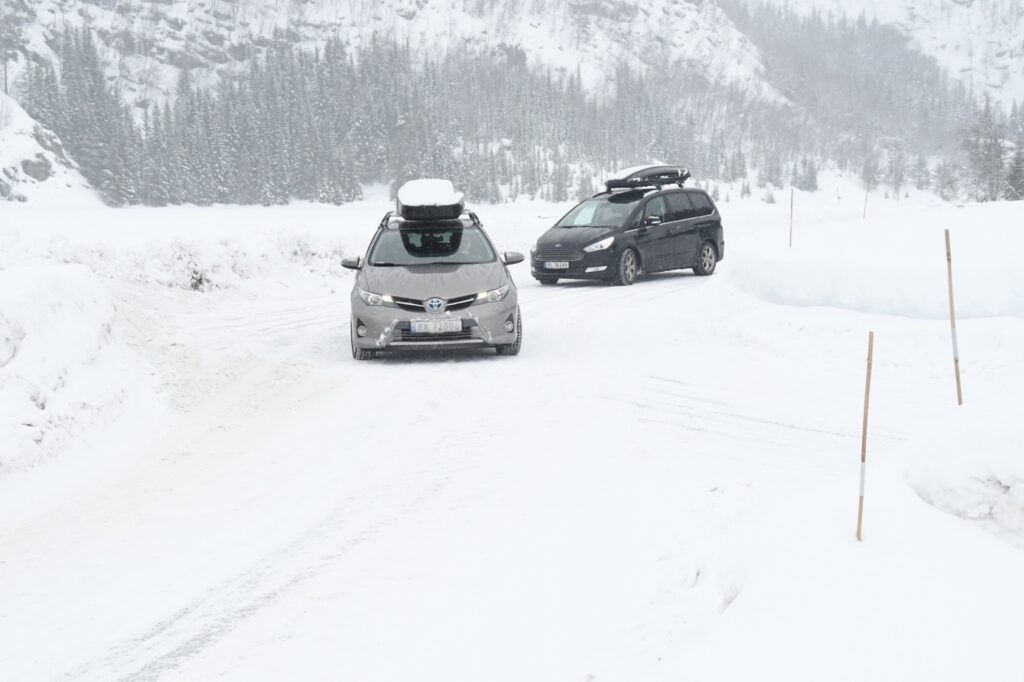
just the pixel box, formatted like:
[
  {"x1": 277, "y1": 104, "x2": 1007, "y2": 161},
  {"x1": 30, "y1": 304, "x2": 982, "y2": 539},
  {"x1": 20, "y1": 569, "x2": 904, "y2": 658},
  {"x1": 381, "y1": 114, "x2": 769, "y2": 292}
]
[
  {"x1": 352, "y1": 296, "x2": 519, "y2": 350},
  {"x1": 530, "y1": 248, "x2": 616, "y2": 280}
]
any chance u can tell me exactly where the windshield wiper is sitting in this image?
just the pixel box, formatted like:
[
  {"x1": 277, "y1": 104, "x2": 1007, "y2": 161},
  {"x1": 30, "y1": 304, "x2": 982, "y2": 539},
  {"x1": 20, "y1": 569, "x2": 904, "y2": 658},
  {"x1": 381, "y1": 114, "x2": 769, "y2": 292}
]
[{"x1": 370, "y1": 262, "x2": 401, "y2": 267}]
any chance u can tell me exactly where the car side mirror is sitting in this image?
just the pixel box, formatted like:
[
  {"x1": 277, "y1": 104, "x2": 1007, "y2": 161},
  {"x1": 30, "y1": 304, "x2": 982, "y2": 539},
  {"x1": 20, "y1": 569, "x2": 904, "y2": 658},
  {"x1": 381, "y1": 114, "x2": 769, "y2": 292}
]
[
  {"x1": 503, "y1": 251, "x2": 525, "y2": 265},
  {"x1": 644, "y1": 215, "x2": 662, "y2": 227},
  {"x1": 341, "y1": 256, "x2": 362, "y2": 270}
]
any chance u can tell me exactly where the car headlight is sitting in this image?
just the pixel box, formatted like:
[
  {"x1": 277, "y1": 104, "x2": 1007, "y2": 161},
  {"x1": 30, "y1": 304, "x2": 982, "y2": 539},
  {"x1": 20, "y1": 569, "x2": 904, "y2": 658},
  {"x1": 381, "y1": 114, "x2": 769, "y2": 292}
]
[
  {"x1": 477, "y1": 284, "x2": 510, "y2": 303},
  {"x1": 584, "y1": 236, "x2": 615, "y2": 252},
  {"x1": 357, "y1": 288, "x2": 392, "y2": 306}
]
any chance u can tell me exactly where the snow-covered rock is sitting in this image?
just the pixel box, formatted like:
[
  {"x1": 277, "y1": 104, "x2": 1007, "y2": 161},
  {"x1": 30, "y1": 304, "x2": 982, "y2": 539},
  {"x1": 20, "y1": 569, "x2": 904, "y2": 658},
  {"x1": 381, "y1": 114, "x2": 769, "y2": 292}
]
[
  {"x1": 18, "y1": 0, "x2": 781, "y2": 104},
  {"x1": 0, "y1": 93, "x2": 96, "y2": 204},
  {"x1": 785, "y1": 0, "x2": 1024, "y2": 106}
]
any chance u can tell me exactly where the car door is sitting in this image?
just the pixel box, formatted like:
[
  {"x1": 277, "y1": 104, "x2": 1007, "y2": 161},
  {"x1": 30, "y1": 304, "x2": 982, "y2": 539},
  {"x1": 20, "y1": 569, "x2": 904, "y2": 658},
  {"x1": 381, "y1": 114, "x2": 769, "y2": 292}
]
[
  {"x1": 631, "y1": 195, "x2": 671, "y2": 272},
  {"x1": 664, "y1": 191, "x2": 700, "y2": 269}
]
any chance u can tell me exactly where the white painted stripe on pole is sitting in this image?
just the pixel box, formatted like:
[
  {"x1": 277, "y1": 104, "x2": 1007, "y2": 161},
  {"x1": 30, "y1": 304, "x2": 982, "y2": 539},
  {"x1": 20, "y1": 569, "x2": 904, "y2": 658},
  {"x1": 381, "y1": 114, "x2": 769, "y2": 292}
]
[
  {"x1": 951, "y1": 328, "x2": 960, "y2": 360},
  {"x1": 859, "y1": 461, "x2": 867, "y2": 496}
]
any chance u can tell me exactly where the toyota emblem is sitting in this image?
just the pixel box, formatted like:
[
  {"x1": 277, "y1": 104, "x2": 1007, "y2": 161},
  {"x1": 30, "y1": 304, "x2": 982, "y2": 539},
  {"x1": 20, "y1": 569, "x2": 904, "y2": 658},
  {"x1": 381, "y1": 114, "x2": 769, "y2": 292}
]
[{"x1": 425, "y1": 297, "x2": 445, "y2": 312}]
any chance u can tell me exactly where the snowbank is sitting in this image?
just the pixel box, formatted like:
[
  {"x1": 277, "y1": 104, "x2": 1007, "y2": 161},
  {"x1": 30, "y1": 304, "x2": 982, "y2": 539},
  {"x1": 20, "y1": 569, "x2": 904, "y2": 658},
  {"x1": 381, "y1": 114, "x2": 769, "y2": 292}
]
[
  {"x1": 0, "y1": 265, "x2": 142, "y2": 471},
  {"x1": 0, "y1": 93, "x2": 97, "y2": 205},
  {"x1": 726, "y1": 198, "x2": 1024, "y2": 320},
  {"x1": 906, "y1": 400, "x2": 1024, "y2": 549},
  {"x1": 0, "y1": 205, "x2": 355, "y2": 292}
]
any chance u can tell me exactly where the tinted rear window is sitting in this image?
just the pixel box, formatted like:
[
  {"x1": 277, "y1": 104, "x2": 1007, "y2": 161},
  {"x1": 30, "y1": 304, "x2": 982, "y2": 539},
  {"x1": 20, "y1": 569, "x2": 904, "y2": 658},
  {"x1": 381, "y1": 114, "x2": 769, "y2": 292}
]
[
  {"x1": 689, "y1": 192, "x2": 715, "y2": 216},
  {"x1": 666, "y1": 192, "x2": 697, "y2": 221}
]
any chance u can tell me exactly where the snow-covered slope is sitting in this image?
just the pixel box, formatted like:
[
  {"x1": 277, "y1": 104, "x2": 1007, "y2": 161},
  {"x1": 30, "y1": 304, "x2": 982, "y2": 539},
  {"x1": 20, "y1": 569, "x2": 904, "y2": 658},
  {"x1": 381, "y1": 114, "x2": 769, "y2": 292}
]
[
  {"x1": 0, "y1": 93, "x2": 96, "y2": 204},
  {"x1": 784, "y1": 0, "x2": 1024, "y2": 106},
  {"x1": 20, "y1": 0, "x2": 780, "y2": 103}
]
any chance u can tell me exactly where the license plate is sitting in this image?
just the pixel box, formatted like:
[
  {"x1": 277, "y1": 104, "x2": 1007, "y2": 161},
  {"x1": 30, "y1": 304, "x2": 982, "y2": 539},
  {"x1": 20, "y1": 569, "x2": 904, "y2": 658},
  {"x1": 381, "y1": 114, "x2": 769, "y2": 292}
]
[
  {"x1": 410, "y1": 319, "x2": 463, "y2": 334},
  {"x1": 544, "y1": 261, "x2": 570, "y2": 270}
]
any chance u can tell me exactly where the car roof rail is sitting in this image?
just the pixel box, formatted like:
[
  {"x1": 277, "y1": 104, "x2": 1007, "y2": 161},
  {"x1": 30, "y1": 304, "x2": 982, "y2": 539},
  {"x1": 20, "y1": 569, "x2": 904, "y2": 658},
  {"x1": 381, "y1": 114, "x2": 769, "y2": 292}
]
[
  {"x1": 383, "y1": 210, "x2": 481, "y2": 229},
  {"x1": 604, "y1": 165, "x2": 691, "y2": 191}
]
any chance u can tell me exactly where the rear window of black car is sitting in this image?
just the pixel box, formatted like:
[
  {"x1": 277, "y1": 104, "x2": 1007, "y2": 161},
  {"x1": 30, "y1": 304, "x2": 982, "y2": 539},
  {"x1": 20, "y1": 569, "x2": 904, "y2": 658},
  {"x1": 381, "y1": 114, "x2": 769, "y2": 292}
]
[
  {"x1": 688, "y1": 192, "x2": 715, "y2": 216},
  {"x1": 666, "y1": 192, "x2": 697, "y2": 221}
]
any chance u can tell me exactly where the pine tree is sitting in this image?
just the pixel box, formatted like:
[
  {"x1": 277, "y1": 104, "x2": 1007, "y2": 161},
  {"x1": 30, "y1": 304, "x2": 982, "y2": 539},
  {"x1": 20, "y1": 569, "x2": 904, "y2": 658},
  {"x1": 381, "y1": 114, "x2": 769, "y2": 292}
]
[
  {"x1": 861, "y1": 151, "x2": 880, "y2": 192},
  {"x1": 913, "y1": 155, "x2": 931, "y2": 190},
  {"x1": 0, "y1": 6, "x2": 27, "y2": 96},
  {"x1": 933, "y1": 160, "x2": 959, "y2": 201},
  {"x1": 962, "y1": 97, "x2": 1007, "y2": 202},
  {"x1": 1006, "y1": 143, "x2": 1024, "y2": 201}
]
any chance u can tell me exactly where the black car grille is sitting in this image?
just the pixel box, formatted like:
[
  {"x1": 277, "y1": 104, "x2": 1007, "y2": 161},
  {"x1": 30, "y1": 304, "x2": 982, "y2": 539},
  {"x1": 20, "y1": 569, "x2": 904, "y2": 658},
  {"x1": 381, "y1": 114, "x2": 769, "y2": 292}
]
[
  {"x1": 392, "y1": 294, "x2": 478, "y2": 313},
  {"x1": 534, "y1": 248, "x2": 584, "y2": 262},
  {"x1": 397, "y1": 329, "x2": 475, "y2": 342}
]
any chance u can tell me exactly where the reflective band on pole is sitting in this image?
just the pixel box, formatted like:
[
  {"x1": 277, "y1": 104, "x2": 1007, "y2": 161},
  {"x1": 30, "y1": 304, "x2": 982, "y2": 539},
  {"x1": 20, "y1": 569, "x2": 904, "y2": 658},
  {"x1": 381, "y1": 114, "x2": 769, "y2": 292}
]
[
  {"x1": 859, "y1": 461, "x2": 867, "y2": 497},
  {"x1": 951, "y1": 328, "x2": 960, "y2": 360}
]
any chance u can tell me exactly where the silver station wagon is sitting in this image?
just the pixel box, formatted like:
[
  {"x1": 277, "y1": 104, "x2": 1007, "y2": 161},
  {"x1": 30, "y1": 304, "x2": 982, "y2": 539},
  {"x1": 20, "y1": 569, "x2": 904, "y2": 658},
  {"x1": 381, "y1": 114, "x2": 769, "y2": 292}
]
[{"x1": 342, "y1": 180, "x2": 524, "y2": 360}]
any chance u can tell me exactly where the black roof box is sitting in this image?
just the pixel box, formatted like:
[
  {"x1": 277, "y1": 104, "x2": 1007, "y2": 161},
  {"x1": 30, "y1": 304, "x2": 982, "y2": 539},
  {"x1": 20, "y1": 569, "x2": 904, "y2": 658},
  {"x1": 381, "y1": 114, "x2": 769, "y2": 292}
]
[
  {"x1": 396, "y1": 179, "x2": 466, "y2": 221},
  {"x1": 605, "y1": 165, "x2": 691, "y2": 190}
]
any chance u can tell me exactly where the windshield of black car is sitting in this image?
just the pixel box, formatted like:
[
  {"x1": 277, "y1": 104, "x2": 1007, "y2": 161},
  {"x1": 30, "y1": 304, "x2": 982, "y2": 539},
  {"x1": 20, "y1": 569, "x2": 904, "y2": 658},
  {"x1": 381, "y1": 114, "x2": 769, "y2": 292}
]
[
  {"x1": 369, "y1": 225, "x2": 496, "y2": 266},
  {"x1": 555, "y1": 192, "x2": 645, "y2": 228}
]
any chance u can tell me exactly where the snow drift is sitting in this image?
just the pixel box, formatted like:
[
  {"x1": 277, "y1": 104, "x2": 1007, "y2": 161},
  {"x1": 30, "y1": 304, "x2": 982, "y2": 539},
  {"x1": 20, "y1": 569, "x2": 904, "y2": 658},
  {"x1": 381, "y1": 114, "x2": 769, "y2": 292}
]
[
  {"x1": 727, "y1": 199, "x2": 1024, "y2": 320},
  {"x1": 0, "y1": 205, "x2": 353, "y2": 292},
  {"x1": 0, "y1": 265, "x2": 141, "y2": 471},
  {"x1": 907, "y1": 400, "x2": 1024, "y2": 549}
]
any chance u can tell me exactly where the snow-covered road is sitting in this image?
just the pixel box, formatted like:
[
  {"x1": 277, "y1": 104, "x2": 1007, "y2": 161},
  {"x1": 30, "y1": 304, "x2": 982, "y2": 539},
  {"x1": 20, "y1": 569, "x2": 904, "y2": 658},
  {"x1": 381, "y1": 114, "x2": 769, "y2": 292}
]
[{"x1": 2, "y1": 187, "x2": 1023, "y2": 680}]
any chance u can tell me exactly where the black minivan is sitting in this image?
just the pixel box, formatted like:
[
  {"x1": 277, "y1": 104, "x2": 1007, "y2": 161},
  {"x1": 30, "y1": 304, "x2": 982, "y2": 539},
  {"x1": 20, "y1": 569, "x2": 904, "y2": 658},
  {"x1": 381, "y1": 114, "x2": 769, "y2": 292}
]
[{"x1": 530, "y1": 166, "x2": 725, "y2": 286}]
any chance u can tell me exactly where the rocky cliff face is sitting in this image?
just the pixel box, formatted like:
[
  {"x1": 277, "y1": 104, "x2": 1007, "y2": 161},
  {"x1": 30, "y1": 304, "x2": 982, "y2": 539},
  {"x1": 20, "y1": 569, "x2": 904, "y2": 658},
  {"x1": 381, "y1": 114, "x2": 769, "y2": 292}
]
[
  {"x1": 784, "y1": 0, "x2": 1024, "y2": 106},
  {"x1": 19, "y1": 0, "x2": 780, "y2": 105},
  {"x1": 11, "y1": 0, "x2": 1022, "y2": 110},
  {"x1": 0, "y1": 93, "x2": 95, "y2": 204}
]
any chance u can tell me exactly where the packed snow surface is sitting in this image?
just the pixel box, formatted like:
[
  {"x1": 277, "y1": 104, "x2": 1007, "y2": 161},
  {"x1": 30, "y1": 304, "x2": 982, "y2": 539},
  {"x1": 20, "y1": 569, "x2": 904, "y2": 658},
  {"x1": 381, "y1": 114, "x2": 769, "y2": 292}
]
[{"x1": 1, "y1": 177, "x2": 1023, "y2": 680}]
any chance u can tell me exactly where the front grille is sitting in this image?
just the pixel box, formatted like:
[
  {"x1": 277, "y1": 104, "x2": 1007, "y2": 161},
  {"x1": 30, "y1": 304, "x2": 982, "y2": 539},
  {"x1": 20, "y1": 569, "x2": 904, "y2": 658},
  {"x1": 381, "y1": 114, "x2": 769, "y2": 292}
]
[
  {"x1": 393, "y1": 296, "x2": 425, "y2": 312},
  {"x1": 534, "y1": 248, "x2": 584, "y2": 262},
  {"x1": 391, "y1": 293, "x2": 478, "y2": 313},
  {"x1": 445, "y1": 295, "x2": 478, "y2": 311},
  {"x1": 397, "y1": 329, "x2": 475, "y2": 342}
]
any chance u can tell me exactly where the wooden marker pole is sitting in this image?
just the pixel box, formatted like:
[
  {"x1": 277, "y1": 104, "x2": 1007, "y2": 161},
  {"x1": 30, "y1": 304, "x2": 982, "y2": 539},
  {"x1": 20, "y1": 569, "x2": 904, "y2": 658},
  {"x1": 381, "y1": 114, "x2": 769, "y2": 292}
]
[
  {"x1": 789, "y1": 187, "x2": 794, "y2": 248},
  {"x1": 856, "y1": 331, "x2": 874, "y2": 542},
  {"x1": 945, "y1": 229, "x2": 963, "y2": 406}
]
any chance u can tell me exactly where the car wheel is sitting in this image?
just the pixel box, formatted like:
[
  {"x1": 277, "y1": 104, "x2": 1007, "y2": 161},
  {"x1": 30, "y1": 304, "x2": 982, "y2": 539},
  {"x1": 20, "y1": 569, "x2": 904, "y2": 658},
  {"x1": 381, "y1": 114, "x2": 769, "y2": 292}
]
[
  {"x1": 693, "y1": 241, "x2": 718, "y2": 276},
  {"x1": 535, "y1": 276, "x2": 559, "y2": 286},
  {"x1": 496, "y1": 308, "x2": 522, "y2": 356},
  {"x1": 351, "y1": 324, "x2": 376, "y2": 360},
  {"x1": 612, "y1": 248, "x2": 639, "y2": 286}
]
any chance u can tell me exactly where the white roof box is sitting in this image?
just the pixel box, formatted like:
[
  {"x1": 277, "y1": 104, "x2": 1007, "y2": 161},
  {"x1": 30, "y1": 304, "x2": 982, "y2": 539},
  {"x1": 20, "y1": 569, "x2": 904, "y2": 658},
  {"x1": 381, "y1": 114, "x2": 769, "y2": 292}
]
[{"x1": 396, "y1": 179, "x2": 466, "y2": 221}]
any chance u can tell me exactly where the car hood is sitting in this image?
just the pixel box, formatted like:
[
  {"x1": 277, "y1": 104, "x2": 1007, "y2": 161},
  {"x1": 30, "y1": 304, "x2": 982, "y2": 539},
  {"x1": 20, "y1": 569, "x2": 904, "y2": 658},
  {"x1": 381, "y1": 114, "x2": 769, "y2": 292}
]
[
  {"x1": 361, "y1": 262, "x2": 504, "y2": 299},
  {"x1": 535, "y1": 226, "x2": 617, "y2": 249}
]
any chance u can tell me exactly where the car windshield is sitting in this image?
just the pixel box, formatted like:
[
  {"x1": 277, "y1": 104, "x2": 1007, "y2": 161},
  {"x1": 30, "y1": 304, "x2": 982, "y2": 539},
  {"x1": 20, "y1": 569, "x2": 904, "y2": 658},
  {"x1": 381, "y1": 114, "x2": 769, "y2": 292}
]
[
  {"x1": 555, "y1": 192, "x2": 645, "y2": 228},
  {"x1": 369, "y1": 225, "x2": 496, "y2": 266}
]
